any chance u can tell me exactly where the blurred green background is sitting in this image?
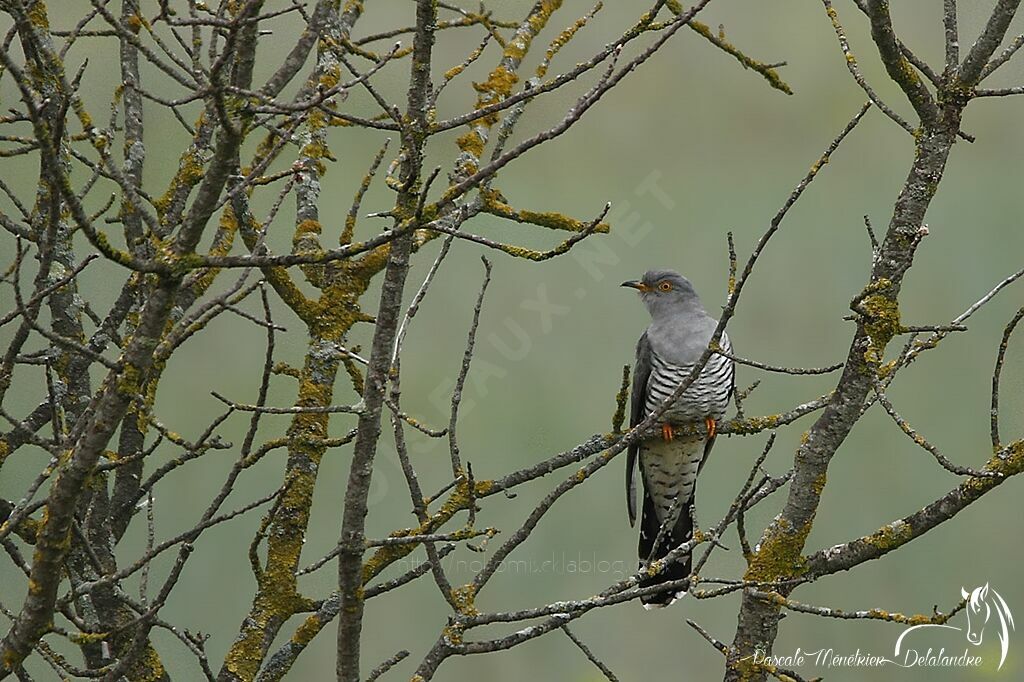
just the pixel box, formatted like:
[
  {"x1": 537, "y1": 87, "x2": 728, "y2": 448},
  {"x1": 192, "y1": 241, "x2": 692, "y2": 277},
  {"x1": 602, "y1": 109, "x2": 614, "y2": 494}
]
[{"x1": 3, "y1": 1, "x2": 1024, "y2": 680}]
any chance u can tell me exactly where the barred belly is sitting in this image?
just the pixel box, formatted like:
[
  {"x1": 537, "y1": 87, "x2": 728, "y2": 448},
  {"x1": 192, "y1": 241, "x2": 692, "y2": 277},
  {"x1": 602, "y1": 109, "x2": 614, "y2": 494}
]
[
  {"x1": 639, "y1": 435, "x2": 703, "y2": 525},
  {"x1": 643, "y1": 334, "x2": 733, "y2": 424}
]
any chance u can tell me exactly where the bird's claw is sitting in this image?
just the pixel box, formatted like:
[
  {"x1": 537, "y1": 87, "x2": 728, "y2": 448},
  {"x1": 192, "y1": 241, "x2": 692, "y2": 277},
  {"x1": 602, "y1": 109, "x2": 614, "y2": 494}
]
[
  {"x1": 705, "y1": 416, "x2": 717, "y2": 440},
  {"x1": 661, "y1": 423, "x2": 674, "y2": 442}
]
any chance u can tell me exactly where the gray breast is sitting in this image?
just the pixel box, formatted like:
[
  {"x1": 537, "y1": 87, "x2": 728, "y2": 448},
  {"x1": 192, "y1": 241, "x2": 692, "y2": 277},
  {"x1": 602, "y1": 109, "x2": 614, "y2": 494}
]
[{"x1": 644, "y1": 332, "x2": 733, "y2": 424}]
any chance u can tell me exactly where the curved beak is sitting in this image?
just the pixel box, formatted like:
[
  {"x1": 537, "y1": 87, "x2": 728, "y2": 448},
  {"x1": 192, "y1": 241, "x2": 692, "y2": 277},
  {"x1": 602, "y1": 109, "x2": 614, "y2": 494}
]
[{"x1": 621, "y1": 280, "x2": 649, "y2": 292}]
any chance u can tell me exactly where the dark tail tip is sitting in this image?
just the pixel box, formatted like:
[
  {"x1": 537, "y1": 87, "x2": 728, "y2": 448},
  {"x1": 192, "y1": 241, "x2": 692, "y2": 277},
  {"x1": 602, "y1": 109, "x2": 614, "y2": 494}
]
[
  {"x1": 639, "y1": 553, "x2": 691, "y2": 607},
  {"x1": 637, "y1": 493, "x2": 694, "y2": 608}
]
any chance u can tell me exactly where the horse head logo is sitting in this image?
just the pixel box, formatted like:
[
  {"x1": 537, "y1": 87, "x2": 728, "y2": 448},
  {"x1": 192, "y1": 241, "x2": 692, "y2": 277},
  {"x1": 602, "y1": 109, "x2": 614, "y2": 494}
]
[
  {"x1": 895, "y1": 583, "x2": 1015, "y2": 670},
  {"x1": 961, "y1": 583, "x2": 1014, "y2": 666}
]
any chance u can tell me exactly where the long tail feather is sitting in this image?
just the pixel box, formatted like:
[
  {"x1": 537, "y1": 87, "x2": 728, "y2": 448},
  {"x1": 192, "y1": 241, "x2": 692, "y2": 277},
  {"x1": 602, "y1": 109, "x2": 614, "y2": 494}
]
[{"x1": 637, "y1": 491, "x2": 692, "y2": 608}]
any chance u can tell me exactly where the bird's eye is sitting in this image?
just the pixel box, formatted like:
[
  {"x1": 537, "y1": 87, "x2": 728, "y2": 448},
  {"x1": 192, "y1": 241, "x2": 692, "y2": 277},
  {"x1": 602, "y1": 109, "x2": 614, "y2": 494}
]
[{"x1": 657, "y1": 281, "x2": 672, "y2": 292}]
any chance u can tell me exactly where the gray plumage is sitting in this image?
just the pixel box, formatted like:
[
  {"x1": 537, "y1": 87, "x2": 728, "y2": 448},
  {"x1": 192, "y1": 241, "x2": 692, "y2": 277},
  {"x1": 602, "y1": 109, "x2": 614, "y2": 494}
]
[{"x1": 622, "y1": 269, "x2": 734, "y2": 608}]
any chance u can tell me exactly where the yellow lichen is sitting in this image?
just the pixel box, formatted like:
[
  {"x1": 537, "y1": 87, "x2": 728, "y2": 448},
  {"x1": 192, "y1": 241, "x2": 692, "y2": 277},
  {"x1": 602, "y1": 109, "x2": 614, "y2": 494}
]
[
  {"x1": 859, "y1": 279, "x2": 900, "y2": 365},
  {"x1": 294, "y1": 219, "x2": 322, "y2": 237},
  {"x1": 116, "y1": 364, "x2": 143, "y2": 398},
  {"x1": 68, "y1": 631, "x2": 109, "y2": 645},
  {"x1": 361, "y1": 479, "x2": 494, "y2": 585},
  {"x1": 864, "y1": 519, "x2": 913, "y2": 551},
  {"x1": 538, "y1": 5, "x2": 598, "y2": 78},
  {"x1": 480, "y1": 190, "x2": 610, "y2": 234},
  {"x1": 473, "y1": 65, "x2": 519, "y2": 108},
  {"x1": 745, "y1": 517, "x2": 810, "y2": 583},
  {"x1": 126, "y1": 13, "x2": 143, "y2": 34},
  {"x1": 153, "y1": 150, "x2": 206, "y2": 218},
  {"x1": 979, "y1": 439, "x2": 1024, "y2": 479},
  {"x1": 291, "y1": 614, "x2": 323, "y2": 647},
  {"x1": 730, "y1": 414, "x2": 782, "y2": 435},
  {"x1": 456, "y1": 130, "x2": 485, "y2": 162},
  {"x1": 450, "y1": 584, "x2": 479, "y2": 616},
  {"x1": 319, "y1": 64, "x2": 340, "y2": 90},
  {"x1": 668, "y1": 3, "x2": 792, "y2": 94},
  {"x1": 130, "y1": 646, "x2": 167, "y2": 682},
  {"x1": 27, "y1": 0, "x2": 49, "y2": 29}
]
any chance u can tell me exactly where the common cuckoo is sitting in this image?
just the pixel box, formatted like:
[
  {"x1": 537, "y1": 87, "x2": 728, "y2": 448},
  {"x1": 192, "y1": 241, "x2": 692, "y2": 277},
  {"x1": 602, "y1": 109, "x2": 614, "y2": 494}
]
[{"x1": 622, "y1": 270, "x2": 734, "y2": 608}]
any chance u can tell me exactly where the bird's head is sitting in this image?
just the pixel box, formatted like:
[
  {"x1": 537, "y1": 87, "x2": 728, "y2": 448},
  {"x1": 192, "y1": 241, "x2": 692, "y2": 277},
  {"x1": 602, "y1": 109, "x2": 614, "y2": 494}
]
[{"x1": 621, "y1": 269, "x2": 704, "y2": 319}]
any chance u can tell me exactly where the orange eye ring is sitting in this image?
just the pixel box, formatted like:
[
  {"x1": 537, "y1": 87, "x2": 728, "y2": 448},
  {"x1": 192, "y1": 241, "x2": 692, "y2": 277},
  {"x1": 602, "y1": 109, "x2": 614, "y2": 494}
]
[{"x1": 657, "y1": 281, "x2": 672, "y2": 292}]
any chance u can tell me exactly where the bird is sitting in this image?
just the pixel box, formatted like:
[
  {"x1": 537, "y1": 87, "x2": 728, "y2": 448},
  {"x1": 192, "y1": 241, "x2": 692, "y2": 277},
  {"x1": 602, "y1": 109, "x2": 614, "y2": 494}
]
[{"x1": 621, "y1": 269, "x2": 734, "y2": 608}]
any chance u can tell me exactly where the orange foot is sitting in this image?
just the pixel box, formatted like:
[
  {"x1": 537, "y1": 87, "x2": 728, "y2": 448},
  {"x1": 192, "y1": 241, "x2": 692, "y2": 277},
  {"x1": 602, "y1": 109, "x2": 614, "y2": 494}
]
[
  {"x1": 705, "y1": 416, "x2": 717, "y2": 440},
  {"x1": 661, "y1": 423, "x2": 674, "y2": 442}
]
